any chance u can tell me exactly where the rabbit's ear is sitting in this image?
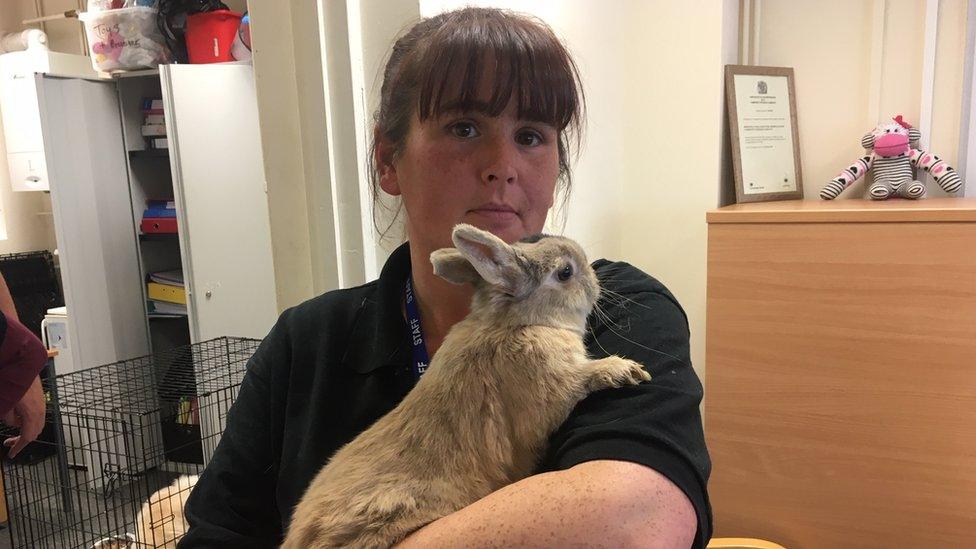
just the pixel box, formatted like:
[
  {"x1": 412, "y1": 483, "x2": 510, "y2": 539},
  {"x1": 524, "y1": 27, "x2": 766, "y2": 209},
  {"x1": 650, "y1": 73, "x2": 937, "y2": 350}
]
[
  {"x1": 430, "y1": 248, "x2": 480, "y2": 285},
  {"x1": 451, "y1": 224, "x2": 525, "y2": 292}
]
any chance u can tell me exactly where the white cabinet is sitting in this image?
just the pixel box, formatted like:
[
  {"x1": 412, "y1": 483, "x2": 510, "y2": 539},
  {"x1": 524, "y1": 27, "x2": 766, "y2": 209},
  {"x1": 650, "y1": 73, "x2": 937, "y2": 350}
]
[
  {"x1": 36, "y1": 75, "x2": 150, "y2": 371},
  {"x1": 161, "y1": 64, "x2": 277, "y2": 342},
  {"x1": 33, "y1": 63, "x2": 277, "y2": 375}
]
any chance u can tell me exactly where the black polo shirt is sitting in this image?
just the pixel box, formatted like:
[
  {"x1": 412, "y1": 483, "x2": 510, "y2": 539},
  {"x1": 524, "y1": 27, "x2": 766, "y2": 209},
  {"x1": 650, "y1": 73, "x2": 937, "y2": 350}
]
[{"x1": 180, "y1": 242, "x2": 711, "y2": 548}]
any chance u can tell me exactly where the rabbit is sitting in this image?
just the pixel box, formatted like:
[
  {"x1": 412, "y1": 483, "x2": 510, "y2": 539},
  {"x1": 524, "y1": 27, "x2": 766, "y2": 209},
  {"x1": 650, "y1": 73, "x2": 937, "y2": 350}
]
[
  {"x1": 283, "y1": 224, "x2": 651, "y2": 549},
  {"x1": 135, "y1": 474, "x2": 198, "y2": 548},
  {"x1": 90, "y1": 474, "x2": 198, "y2": 549}
]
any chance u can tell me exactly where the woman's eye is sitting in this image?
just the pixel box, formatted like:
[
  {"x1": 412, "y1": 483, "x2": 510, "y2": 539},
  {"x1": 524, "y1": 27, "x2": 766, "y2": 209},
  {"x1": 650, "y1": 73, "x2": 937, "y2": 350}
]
[
  {"x1": 516, "y1": 130, "x2": 543, "y2": 147},
  {"x1": 556, "y1": 264, "x2": 573, "y2": 282},
  {"x1": 449, "y1": 122, "x2": 479, "y2": 139}
]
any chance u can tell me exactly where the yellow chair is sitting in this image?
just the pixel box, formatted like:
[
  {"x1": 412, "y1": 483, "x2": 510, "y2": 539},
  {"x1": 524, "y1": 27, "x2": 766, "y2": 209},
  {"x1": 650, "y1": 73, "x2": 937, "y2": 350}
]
[{"x1": 707, "y1": 538, "x2": 787, "y2": 549}]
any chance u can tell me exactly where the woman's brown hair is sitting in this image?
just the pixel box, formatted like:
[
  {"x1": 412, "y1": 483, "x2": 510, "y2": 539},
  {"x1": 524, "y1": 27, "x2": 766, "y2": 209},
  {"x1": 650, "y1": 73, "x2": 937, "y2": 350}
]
[{"x1": 370, "y1": 7, "x2": 585, "y2": 237}]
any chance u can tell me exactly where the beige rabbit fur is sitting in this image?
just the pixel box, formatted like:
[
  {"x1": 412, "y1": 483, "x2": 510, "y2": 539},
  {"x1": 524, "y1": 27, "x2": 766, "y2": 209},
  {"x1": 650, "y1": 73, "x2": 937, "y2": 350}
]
[
  {"x1": 90, "y1": 474, "x2": 198, "y2": 549},
  {"x1": 136, "y1": 474, "x2": 198, "y2": 548},
  {"x1": 283, "y1": 224, "x2": 651, "y2": 549}
]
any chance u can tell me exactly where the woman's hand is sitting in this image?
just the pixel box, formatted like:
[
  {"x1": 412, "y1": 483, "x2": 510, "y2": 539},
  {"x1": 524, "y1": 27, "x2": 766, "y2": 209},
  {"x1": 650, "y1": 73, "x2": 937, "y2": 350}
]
[{"x1": 3, "y1": 376, "x2": 45, "y2": 458}]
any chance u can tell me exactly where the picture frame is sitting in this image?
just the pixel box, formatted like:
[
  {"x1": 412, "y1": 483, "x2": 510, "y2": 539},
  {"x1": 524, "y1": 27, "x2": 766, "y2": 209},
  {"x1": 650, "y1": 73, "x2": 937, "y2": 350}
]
[{"x1": 725, "y1": 65, "x2": 804, "y2": 203}]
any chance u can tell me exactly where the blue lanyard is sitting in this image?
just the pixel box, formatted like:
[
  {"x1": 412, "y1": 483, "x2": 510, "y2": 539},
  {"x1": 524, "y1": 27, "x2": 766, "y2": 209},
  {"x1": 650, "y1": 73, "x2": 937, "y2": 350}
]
[{"x1": 404, "y1": 276, "x2": 430, "y2": 379}]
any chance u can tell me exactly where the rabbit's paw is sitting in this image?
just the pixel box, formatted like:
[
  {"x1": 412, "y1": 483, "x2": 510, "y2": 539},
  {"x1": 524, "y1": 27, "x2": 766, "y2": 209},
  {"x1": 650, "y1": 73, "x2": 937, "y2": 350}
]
[{"x1": 586, "y1": 357, "x2": 651, "y2": 391}]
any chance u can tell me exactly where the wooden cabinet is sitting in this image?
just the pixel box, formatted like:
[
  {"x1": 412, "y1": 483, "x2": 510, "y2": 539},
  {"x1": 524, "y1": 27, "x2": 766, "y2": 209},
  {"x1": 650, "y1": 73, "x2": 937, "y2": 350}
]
[{"x1": 705, "y1": 198, "x2": 976, "y2": 548}]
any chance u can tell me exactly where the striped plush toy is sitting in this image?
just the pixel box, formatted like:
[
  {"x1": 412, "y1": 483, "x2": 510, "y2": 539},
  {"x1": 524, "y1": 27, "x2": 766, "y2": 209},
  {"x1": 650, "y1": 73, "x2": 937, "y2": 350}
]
[{"x1": 820, "y1": 115, "x2": 963, "y2": 200}]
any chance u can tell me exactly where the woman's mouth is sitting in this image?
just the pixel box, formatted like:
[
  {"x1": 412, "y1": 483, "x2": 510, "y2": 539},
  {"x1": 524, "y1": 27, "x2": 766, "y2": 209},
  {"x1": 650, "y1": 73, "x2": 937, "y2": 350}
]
[{"x1": 468, "y1": 204, "x2": 520, "y2": 223}]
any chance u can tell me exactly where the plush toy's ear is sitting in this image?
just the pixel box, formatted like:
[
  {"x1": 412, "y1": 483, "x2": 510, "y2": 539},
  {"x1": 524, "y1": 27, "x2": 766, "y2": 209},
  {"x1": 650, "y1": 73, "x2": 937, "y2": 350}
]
[
  {"x1": 451, "y1": 224, "x2": 530, "y2": 296},
  {"x1": 861, "y1": 132, "x2": 875, "y2": 150},
  {"x1": 908, "y1": 128, "x2": 921, "y2": 145},
  {"x1": 430, "y1": 248, "x2": 480, "y2": 286}
]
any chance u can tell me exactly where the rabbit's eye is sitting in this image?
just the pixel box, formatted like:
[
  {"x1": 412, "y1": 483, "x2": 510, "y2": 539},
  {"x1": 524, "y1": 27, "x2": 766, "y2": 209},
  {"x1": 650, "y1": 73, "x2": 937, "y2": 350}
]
[{"x1": 556, "y1": 264, "x2": 573, "y2": 282}]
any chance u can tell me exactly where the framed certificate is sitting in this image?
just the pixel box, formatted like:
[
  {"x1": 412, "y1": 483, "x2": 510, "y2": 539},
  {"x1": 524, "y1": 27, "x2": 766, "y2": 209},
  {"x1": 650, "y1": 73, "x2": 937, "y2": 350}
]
[{"x1": 725, "y1": 65, "x2": 803, "y2": 203}]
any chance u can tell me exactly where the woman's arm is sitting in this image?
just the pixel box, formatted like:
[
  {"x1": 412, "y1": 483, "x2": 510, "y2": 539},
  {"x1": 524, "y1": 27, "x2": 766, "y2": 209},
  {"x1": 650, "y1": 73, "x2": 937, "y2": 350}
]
[
  {"x1": 403, "y1": 261, "x2": 711, "y2": 547},
  {"x1": 1, "y1": 313, "x2": 48, "y2": 457},
  {"x1": 397, "y1": 460, "x2": 696, "y2": 548}
]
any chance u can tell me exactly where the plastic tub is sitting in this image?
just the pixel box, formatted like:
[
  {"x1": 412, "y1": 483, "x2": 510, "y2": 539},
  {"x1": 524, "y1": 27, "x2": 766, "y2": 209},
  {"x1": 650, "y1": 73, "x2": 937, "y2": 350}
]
[
  {"x1": 79, "y1": 7, "x2": 170, "y2": 72},
  {"x1": 185, "y1": 10, "x2": 243, "y2": 64}
]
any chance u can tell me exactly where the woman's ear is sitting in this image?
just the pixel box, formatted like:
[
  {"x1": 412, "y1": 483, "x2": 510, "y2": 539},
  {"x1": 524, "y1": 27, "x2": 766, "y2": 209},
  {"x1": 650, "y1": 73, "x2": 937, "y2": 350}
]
[{"x1": 375, "y1": 129, "x2": 400, "y2": 196}]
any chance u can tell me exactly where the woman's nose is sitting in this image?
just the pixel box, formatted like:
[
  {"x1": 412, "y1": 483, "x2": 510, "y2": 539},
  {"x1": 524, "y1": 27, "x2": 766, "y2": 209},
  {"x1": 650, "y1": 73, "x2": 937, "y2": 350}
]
[{"x1": 480, "y1": 138, "x2": 518, "y2": 185}]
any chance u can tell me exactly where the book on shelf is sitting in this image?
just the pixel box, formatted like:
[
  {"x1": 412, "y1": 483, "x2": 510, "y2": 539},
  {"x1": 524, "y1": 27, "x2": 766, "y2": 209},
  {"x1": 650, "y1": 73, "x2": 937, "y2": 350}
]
[
  {"x1": 145, "y1": 114, "x2": 165, "y2": 125},
  {"x1": 148, "y1": 269, "x2": 184, "y2": 287},
  {"x1": 143, "y1": 207, "x2": 176, "y2": 218},
  {"x1": 151, "y1": 138, "x2": 169, "y2": 149},
  {"x1": 142, "y1": 98, "x2": 163, "y2": 110},
  {"x1": 148, "y1": 282, "x2": 186, "y2": 305},
  {"x1": 147, "y1": 299, "x2": 186, "y2": 316},
  {"x1": 141, "y1": 124, "x2": 166, "y2": 137},
  {"x1": 147, "y1": 199, "x2": 176, "y2": 209},
  {"x1": 141, "y1": 218, "x2": 177, "y2": 234},
  {"x1": 176, "y1": 396, "x2": 199, "y2": 425}
]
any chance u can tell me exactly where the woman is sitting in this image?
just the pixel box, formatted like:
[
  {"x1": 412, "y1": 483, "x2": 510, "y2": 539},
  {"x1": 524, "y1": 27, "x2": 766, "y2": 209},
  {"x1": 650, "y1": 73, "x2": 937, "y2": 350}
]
[
  {"x1": 182, "y1": 7, "x2": 710, "y2": 548},
  {"x1": 0, "y1": 273, "x2": 47, "y2": 459}
]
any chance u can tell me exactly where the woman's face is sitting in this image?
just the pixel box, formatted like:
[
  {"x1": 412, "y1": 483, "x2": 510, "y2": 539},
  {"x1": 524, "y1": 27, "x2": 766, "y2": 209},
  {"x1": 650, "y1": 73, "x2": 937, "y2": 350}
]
[{"x1": 379, "y1": 96, "x2": 560, "y2": 252}]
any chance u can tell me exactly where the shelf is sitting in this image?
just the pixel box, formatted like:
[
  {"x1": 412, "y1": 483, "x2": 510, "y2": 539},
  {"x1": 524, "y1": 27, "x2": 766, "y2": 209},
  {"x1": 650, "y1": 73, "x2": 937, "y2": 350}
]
[
  {"x1": 149, "y1": 314, "x2": 187, "y2": 320},
  {"x1": 706, "y1": 197, "x2": 976, "y2": 224},
  {"x1": 139, "y1": 232, "x2": 178, "y2": 242},
  {"x1": 111, "y1": 68, "x2": 160, "y2": 79},
  {"x1": 128, "y1": 149, "x2": 169, "y2": 159}
]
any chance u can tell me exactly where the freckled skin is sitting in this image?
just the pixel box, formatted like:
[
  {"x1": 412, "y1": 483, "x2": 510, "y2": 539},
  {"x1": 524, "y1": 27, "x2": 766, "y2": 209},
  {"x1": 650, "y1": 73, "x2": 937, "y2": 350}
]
[{"x1": 381, "y1": 100, "x2": 559, "y2": 253}]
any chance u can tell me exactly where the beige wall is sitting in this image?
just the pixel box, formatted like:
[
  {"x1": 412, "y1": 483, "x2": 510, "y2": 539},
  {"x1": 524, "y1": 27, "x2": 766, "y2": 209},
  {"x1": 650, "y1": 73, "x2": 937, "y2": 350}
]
[
  {"x1": 248, "y1": 0, "x2": 317, "y2": 311},
  {"x1": 0, "y1": 0, "x2": 60, "y2": 255},
  {"x1": 419, "y1": 0, "x2": 738, "y2": 381},
  {"x1": 753, "y1": 0, "x2": 969, "y2": 199},
  {"x1": 618, "y1": 1, "x2": 738, "y2": 385},
  {"x1": 35, "y1": 0, "x2": 87, "y2": 55},
  {"x1": 254, "y1": 1, "x2": 971, "y2": 381}
]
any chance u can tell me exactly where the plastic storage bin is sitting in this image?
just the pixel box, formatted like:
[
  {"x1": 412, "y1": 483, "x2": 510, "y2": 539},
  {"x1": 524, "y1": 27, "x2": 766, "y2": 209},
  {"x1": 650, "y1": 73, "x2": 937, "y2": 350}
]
[{"x1": 79, "y1": 7, "x2": 170, "y2": 72}]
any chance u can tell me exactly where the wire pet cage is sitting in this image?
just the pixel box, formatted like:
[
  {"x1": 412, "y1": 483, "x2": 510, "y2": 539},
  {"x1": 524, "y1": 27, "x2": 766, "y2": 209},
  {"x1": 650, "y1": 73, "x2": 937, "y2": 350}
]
[
  {"x1": 2, "y1": 336, "x2": 261, "y2": 548},
  {"x1": 0, "y1": 250, "x2": 63, "y2": 339}
]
